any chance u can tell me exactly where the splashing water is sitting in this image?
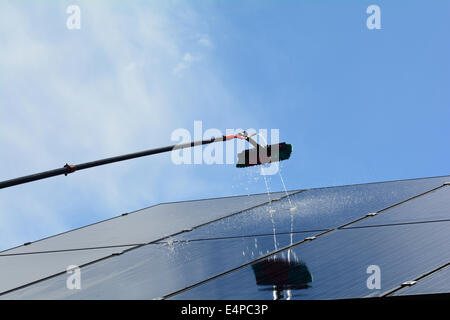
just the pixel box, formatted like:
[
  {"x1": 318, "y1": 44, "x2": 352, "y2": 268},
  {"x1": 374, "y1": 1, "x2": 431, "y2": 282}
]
[
  {"x1": 277, "y1": 165, "x2": 296, "y2": 250},
  {"x1": 262, "y1": 171, "x2": 273, "y2": 203},
  {"x1": 255, "y1": 132, "x2": 296, "y2": 210},
  {"x1": 263, "y1": 174, "x2": 279, "y2": 250},
  {"x1": 238, "y1": 133, "x2": 298, "y2": 256},
  {"x1": 278, "y1": 168, "x2": 295, "y2": 210},
  {"x1": 255, "y1": 132, "x2": 296, "y2": 251}
]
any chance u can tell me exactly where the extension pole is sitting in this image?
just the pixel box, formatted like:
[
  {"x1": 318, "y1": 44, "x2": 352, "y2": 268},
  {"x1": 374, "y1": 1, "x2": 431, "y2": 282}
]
[{"x1": 0, "y1": 133, "x2": 249, "y2": 190}]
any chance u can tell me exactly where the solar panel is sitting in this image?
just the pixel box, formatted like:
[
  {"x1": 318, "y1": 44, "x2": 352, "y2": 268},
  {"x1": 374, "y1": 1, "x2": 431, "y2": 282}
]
[
  {"x1": 391, "y1": 264, "x2": 450, "y2": 296},
  {"x1": 345, "y1": 184, "x2": 450, "y2": 228},
  {"x1": 0, "y1": 245, "x2": 134, "y2": 294},
  {"x1": 169, "y1": 221, "x2": 450, "y2": 299},
  {"x1": 1, "y1": 192, "x2": 288, "y2": 255},
  {"x1": 173, "y1": 176, "x2": 450, "y2": 242},
  {"x1": 0, "y1": 192, "x2": 288, "y2": 295},
  {"x1": 0, "y1": 232, "x2": 318, "y2": 299},
  {"x1": 2, "y1": 175, "x2": 450, "y2": 299}
]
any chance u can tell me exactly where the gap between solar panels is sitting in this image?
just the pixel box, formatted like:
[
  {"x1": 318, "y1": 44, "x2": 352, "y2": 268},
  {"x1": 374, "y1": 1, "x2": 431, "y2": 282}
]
[
  {"x1": 0, "y1": 244, "x2": 143, "y2": 257},
  {"x1": 341, "y1": 218, "x2": 450, "y2": 230},
  {"x1": 157, "y1": 219, "x2": 450, "y2": 244},
  {"x1": 155, "y1": 229, "x2": 329, "y2": 245}
]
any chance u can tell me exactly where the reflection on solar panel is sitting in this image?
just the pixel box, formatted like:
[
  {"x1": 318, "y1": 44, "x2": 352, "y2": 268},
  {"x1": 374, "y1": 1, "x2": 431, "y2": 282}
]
[
  {"x1": 1, "y1": 175, "x2": 449, "y2": 299},
  {"x1": 170, "y1": 222, "x2": 450, "y2": 299}
]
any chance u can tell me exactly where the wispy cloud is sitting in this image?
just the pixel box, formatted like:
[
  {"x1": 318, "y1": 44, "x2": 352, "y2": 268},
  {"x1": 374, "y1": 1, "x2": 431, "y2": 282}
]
[
  {"x1": 0, "y1": 1, "x2": 249, "y2": 250},
  {"x1": 198, "y1": 35, "x2": 213, "y2": 48},
  {"x1": 173, "y1": 52, "x2": 200, "y2": 75}
]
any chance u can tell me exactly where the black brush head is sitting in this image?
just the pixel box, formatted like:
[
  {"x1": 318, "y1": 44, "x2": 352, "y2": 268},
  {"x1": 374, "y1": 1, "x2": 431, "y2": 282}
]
[{"x1": 236, "y1": 142, "x2": 292, "y2": 168}]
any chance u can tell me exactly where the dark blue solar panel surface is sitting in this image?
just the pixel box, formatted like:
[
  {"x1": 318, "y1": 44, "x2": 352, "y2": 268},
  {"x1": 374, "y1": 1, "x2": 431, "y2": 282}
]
[
  {"x1": 0, "y1": 191, "x2": 287, "y2": 294},
  {"x1": 174, "y1": 176, "x2": 450, "y2": 241},
  {"x1": 0, "y1": 245, "x2": 135, "y2": 296},
  {"x1": 347, "y1": 184, "x2": 450, "y2": 228},
  {"x1": 1, "y1": 191, "x2": 288, "y2": 255},
  {"x1": 170, "y1": 221, "x2": 450, "y2": 299},
  {"x1": 0, "y1": 232, "x2": 317, "y2": 299},
  {"x1": 2, "y1": 175, "x2": 450, "y2": 299},
  {"x1": 392, "y1": 264, "x2": 450, "y2": 296}
]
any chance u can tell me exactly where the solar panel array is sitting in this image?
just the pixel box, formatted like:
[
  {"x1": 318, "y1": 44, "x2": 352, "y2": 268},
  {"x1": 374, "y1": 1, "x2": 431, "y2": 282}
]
[{"x1": 1, "y1": 176, "x2": 449, "y2": 299}]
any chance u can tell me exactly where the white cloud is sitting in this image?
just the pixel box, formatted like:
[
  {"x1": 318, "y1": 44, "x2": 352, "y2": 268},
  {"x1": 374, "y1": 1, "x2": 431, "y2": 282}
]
[
  {"x1": 0, "y1": 1, "x2": 250, "y2": 250},
  {"x1": 172, "y1": 52, "x2": 201, "y2": 75}
]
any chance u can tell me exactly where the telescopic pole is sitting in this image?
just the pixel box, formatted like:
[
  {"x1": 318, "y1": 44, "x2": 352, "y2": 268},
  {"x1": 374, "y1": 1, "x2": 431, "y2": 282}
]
[{"x1": 0, "y1": 133, "x2": 251, "y2": 190}]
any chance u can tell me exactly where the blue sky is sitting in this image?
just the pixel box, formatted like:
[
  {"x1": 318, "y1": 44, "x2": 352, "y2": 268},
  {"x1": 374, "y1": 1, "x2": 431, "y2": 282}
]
[{"x1": 1, "y1": 0, "x2": 449, "y2": 250}]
